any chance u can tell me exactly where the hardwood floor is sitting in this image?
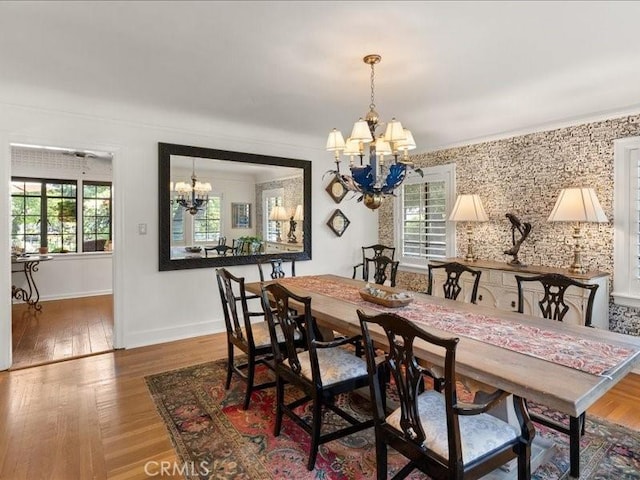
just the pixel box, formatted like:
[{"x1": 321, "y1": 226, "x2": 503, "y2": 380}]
[
  {"x1": 11, "y1": 295, "x2": 113, "y2": 369},
  {"x1": 0, "y1": 332, "x2": 637, "y2": 479}
]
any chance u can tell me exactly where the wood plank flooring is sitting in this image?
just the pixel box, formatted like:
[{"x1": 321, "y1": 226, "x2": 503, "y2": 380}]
[
  {"x1": 11, "y1": 295, "x2": 113, "y2": 369},
  {"x1": 0, "y1": 331, "x2": 638, "y2": 479}
]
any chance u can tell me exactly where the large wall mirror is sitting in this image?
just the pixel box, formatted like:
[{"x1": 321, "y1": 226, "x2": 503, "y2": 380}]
[{"x1": 159, "y1": 143, "x2": 312, "y2": 271}]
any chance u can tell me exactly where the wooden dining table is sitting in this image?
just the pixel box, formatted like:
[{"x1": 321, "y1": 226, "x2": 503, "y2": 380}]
[{"x1": 245, "y1": 274, "x2": 640, "y2": 479}]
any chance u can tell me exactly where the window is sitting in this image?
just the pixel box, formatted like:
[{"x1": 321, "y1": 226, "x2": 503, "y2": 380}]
[
  {"x1": 613, "y1": 136, "x2": 640, "y2": 307},
  {"x1": 194, "y1": 194, "x2": 222, "y2": 243},
  {"x1": 83, "y1": 182, "x2": 112, "y2": 252},
  {"x1": 11, "y1": 177, "x2": 112, "y2": 254},
  {"x1": 394, "y1": 164, "x2": 456, "y2": 270},
  {"x1": 263, "y1": 188, "x2": 284, "y2": 242}
]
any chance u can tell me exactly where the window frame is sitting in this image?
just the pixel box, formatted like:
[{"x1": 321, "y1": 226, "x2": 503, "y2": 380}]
[
  {"x1": 262, "y1": 188, "x2": 284, "y2": 242},
  {"x1": 613, "y1": 136, "x2": 640, "y2": 307},
  {"x1": 11, "y1": 176, "x2": 114, "y2": 255},
  {"x1": 393, "y1": 164, "x2": 456, "y2": 272},
  {"x1": 82, "y1": 181, "x2": 113, "y2": 252}
]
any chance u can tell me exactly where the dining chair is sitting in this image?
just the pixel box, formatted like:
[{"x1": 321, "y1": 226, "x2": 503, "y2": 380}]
[
  {"x1": 427, "y1": 261, "x2": 482, "y2": 304},
  {"x1": 216, "y1": 267, "x2": 301, "y2": 410},
  {"x1": 261, "y1": 282, "x2": 374, "y2": 471},
  {"x1": 357, "y1": 309, "x2": 534, "y2": 480},
  {"x1": 257, "y1": 258, "x2": 296, "y2": 281},
  {"x1": 515, "y1": 273, "x2": 599, "y2": 447},
  {"x1": 352, "y1": 243, "x2": 396, "y2": 282}
]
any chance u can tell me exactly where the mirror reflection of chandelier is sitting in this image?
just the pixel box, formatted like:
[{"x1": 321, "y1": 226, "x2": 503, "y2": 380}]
[
  {"x1": 174, "y1": 158, "x2": 212, "y2": 215},
  {"x1": 325, "y1": 54, "x2": 422, "y2": 210}
]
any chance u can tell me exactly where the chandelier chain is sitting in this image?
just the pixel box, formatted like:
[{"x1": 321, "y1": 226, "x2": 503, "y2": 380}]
[{"x1": 369, "y1": 62, "x2": 376, "y2": 110}]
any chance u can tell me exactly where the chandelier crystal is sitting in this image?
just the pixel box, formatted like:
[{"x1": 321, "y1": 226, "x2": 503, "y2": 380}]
[
  {"x1": 174, "y1": 159, "x2": 212, "y2": 215},
  {"x1": 326, "y1": 54, "x2": 422, "y2": 210}
]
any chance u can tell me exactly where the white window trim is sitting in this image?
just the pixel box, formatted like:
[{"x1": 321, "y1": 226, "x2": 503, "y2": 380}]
[
  {"x1": 393, "y1": 163, "x2": 456, "y2": 273},
  {"x1": 262, "y1": 187, "x2": 284, "y2": 241},
  {"x1": 613, "y1": 136, "x2": 640, "y2": 307}
]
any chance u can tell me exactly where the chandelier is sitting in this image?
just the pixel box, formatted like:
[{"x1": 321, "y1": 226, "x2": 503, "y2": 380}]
[
  {"x1": 174, "y1": 159, "x2": 212, "y2": 215},
  {"x1": 326, "y1": 54, "x2": 422, "y2": 210}
]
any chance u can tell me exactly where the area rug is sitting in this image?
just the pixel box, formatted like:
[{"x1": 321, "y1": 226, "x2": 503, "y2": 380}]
[{"x1": 145, "y1": 359, "x2": 640, "y2": 480}]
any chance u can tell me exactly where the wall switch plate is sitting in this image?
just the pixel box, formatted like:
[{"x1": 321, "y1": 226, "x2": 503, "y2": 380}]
[{"x1": 138, "y1": 223, "x2": 147, "y2": 235}]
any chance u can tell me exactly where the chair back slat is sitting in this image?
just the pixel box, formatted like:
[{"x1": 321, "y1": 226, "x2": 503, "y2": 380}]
[
  {"x1": 358, "y1": 310, "x2": 459, "y2": 450},
  {"x1": 427, "y1": 262, "x2": 482, "y2": 304},
  {"x1": 261, "y1": 282, "x2": 311, "y2": 375},
  {"x1": 515, "y1": 273, "x2": 599, "y2": 326},
  {"x1": 216, "y1": 268, "x2": 254, "y2": 344},
  {"x1": 258, "y1": 258, "x2": 296, "y2": 281}
]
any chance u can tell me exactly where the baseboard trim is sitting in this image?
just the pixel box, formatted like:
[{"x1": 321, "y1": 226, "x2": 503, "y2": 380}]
[
  {"x1": 43, "y1": 290, "x2": 113, "y2": 301},
  {"x1": 124, "y1": 320, "x2": 225, "y2": 349}
]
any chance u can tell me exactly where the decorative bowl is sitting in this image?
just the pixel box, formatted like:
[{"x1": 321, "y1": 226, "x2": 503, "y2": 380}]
[
  {"x1": 185, "y1": 246, "x2": 202, "y2": 253},
  {"x1": 359, "y1": 285, "x2": 413, "y2": 308}
]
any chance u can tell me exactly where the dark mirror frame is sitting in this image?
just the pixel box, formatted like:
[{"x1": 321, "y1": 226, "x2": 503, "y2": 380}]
[{"x1": 158, "y1": 142, "x2": 312, "y2": 271}]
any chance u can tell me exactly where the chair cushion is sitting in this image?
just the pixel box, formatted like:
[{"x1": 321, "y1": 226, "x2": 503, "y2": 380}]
[
  {"x1": 243, "y1": 321, "x2": 299, "y2": 348},
  {"x1": 287, "y1": 347, "x2": 368, "y2": 386},
  {"x1": 386, "y1": 390, "x2": 519, "y2": 464}
]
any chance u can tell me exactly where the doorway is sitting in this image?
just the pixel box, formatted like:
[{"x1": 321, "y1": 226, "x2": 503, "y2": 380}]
[{"x1": 9, "y1": 144, "x2": 115, "y2": 369}]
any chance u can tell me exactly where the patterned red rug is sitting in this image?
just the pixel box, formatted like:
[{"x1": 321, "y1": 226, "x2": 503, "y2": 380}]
[{"x1": 145, "y1": 359, "x2": 640, "y2": 479}]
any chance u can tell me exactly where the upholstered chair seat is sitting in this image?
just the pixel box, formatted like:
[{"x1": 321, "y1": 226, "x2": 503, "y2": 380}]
[
  {"x1": 243, "y1": 321, "x2": 300, "y2": 348},
  {"x1": 286, "y1": 347, "x2": 368, "y2": 386},
  {"x1": 386, "y1": 390, "x2": 520, "y2": 464}
]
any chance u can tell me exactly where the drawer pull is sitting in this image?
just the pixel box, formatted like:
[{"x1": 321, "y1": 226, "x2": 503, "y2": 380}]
[
  {"x1": 511, "y1": 301, "x2": 516, "y2": 308},
  {"x1": 478, "y1": 295, "x2": 483, "y2": 301}
]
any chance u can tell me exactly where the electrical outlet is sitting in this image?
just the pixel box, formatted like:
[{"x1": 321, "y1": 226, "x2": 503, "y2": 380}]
[{"x1": 138, "y1": 223, "x2": 147, "y2": 235}]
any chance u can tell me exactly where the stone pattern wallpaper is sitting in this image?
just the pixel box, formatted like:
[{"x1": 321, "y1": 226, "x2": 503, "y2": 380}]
[
  {"x1": 255, "y1": 175, "x2": 304, "y2": 240},
  {"x1": 379, "y1": 114, "x2": 640, "y2": 334}
]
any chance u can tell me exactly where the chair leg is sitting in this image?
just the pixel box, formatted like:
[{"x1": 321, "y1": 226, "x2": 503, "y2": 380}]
[
  {"x1": 225, "y1": 342, "x2": 234, "y2": 390},
  {"x1": 517, "y1": 442, "x2": 531, "y2": 480},
  {"x1": 274, "y1": 376, "x2": 284, "y2": 437},
  {"x1": 307, "y1": 398, "x2": 323, "y2": 471},
  {"x1": 243, "y1": 354, "x2": 255, "y2": 410},
  {"x1": 376, "y1": 433, "x2": 387, "y2": 480}
]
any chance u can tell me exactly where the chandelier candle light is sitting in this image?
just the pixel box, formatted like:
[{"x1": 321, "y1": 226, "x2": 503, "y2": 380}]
[
  {"x1": 326, "y1": 54, "x2": 422, "y2": 210},
  {"x1": 449, "y1": 194, "x2": 489, "y2": 262},
  {"x1": 174, "y1": 158, "x2": 212, "y2": 215},
  {"x1": 547, "y1": 187, "x2": 607, "y2": 274}
]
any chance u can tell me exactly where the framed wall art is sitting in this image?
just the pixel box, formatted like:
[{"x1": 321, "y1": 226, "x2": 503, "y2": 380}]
[
  {"x1": 325, "y1": 175, "x2": 348, "y2": 204},
  {"x1": 231, "y1": 202, "x2": 252, "y2": 228},
  {"x1": 327, "y1": 209, "x2": 350, "y2": 237}
]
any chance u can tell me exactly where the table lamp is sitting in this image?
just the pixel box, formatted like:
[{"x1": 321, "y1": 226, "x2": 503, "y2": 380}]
[
  {"x1": 269, "y1": 205, "x2": 289, "y2": 242},
  {"x1": 547, "y1": 187, "x2": 607, "y2": 274},
  {"x1": 449, "y1": 194, "x2": 489, "y2": 262}
]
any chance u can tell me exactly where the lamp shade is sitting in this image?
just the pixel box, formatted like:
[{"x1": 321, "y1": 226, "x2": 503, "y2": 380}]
[
  {"x1": 270, "y1": 205, "x2": 289, "y2": 222},
  {"x1": 293, "y1": 204, "x2": 304, "y2": 221},
  {"x1": 547, "y1": 188, "x2": 607, "y2": 223},
  {"x1": 449, "y1": 194, "x2": 489, "y2": 222},
  {"x1": 383, "y1": 118, "x2": 406, "y2": 143},
  {"x1": 396, "y1": 129, "x2": 416, "y2": 151},
  {"x1": 350, "y1": 118, "x2": 374, "y2": 143},
  {"x1": 326, "y1": 128, "x2": 346, "y2": 152},
  {"x1": 343, "y1": 137, "x2": 361, "y2": 156}
]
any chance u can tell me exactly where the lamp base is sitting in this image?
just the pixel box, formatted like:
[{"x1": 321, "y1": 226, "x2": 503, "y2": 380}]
[
  {"x1": 569, "y1": 224, "x2": 587, "y2": 274},
  {"x1": 464, "y1": 224, "x2": 477, "y2": 262}
]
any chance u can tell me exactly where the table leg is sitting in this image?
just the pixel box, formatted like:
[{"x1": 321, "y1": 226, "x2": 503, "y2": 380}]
[
  {"x1": 569, "y1": 415, "x2": 581, "y2": 478},
  {"x1": 11, "y1": 260, "x2": 43, "y2": 311}
]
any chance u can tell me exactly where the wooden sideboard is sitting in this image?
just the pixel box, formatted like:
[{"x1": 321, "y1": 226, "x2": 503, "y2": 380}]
[
  {"x1": 265, "y1": 241, "x2": 304, "y2": 254},
  {"x1": 429, "y1": 258, "x2": 610, "y2": 330}
]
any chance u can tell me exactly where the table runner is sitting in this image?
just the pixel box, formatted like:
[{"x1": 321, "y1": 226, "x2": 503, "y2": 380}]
[{"x1": 279, "y1": 276, "x2": 638, "y2": 377}]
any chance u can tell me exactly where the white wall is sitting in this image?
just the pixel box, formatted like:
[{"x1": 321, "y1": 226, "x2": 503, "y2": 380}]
[
  {"x1": 12, "y1": 254, "x2": 112, "y2": 302},
  {"x1": 0, "y1": 101, "x2": 378, "y2": 369}
]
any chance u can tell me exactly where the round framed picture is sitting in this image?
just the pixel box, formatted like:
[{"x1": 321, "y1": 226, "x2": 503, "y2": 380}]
[
  {"x1": 325, "y1": 175, "x2": 348, "y2": 203},
  {"x1": 327, "y1": 209, "x2": 350, "y2": 237}
]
